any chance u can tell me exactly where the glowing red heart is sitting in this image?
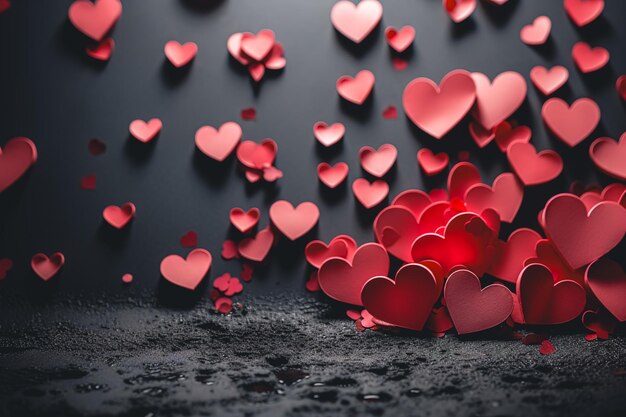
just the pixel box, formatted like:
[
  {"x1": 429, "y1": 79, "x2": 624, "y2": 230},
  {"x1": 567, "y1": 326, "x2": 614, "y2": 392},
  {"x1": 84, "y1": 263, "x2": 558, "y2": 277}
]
[
  {"x1": 164, "y1": 41, "x2": 198, "y2": 68},
  {"x1": 269, "y1": 201, "x2": 319, "y2": 240},
  {"x1": 352, "y1": 178, "x2": 389, "y2": 209},
  {"x1": 160, "y1": 249, "x2": 212, "y2": 290},
  {"x1": 585, "y1": 258, "x2": 626, "y2": 322},
  {"x1": 361, "y1": 263, "x2": 438, "y2": 331},
  {"x1": 464, "y1": 173, "x2": 523, "y2": 223},
  {"x1": 359, "y1": 144, "x2": 397, "y2": 177},
  {"x1": 589, "y1": 132, "x2": 626, "y2": 181},
  {"x1": 493, "y1": 122, "x2": 531, "y2": 152},
  {"x1": 417, "y1": 149, "x2": 449, "y2": 176},
  {"x1": 517, "y1": 263, "x2": 586, "y2": 324},
  {"x1": 564, "y1": 0, "x2": 604, "y2": 27},
  {"x1": 445, "y1": 269, "x2": 514, "y2": 334},
  {"x1": 195, "y1": 122, "x2": 242, "y2": 162},
  {"x1": 488, "y1": 228, "x2": 541, "y2": 284},
  {"x1": 572, "y1": 42, "x2": 609, "y2": 73},
  {"x1": 520, "y1": 16, "x2": 551, "y2": 45},
  {"x1": 336, "y1": 70, "x2": 375, "y2": 105},
  {"x1": 238, "y1": 228, "x2": 274, "y2": 262},
  {"x1": 443, "y1": 0, "x2": 476, "y2": 23},
  {"x1": 530, "y1": 65, "x2": 569, "y2": 95},
  {"x1": 31, "y1": 252, "x2": 65, "y2": 282},
  {"x1": 313, "y1": 122, "x2": 345, "y2": 147},
  {"x1": 129, "y1": 118, "x2": 162, "y2": 143},
  {"x1": 103, "y1": 202, "x2": 135, "y2": 229},
  {"x1": 471, "y1": 71, "x2": 527, "y2": 130},
  {"x1": 330, "y1": 0, "x2": 383, "y2": 44},
  {"x1": 86, "y1": 38, "x2": 114, "y2": 61},
  {"x1": 447, "y1": 161, "x2": 480, "y2": 201},
  {"x1": 317, "y1": 162, "x2": 349, "y2": 188},
  {"x1": 68, "y1": 0, "x2": 121, "y2": 41},
  {"x1": 230, "y1": 207, "x2": 260, "y2": 233},
  {"x1": 236, "y1": 139, "x2": 277, "y2": 170},
  {"x1": 403, "y1": 69, "x2": 476, "y2": 139},
  {"x1": 240, "y1": 29, "x2": 275, "y2": 62},
  {"x1": 507, "y1": 140, "x2": 563, "y2": 186},
  {"x1": 318, "y1": 243, "x2": 389, "y2": 306},
  {"x1": 0, "y1": 137, "x2": 37, "y2": 193},
  {"x1": 385, "y1": 25, "x2": 415, "y2": 53},
  {"x1": 305, "y1": 238, "x2": 349, "y2": 269}
]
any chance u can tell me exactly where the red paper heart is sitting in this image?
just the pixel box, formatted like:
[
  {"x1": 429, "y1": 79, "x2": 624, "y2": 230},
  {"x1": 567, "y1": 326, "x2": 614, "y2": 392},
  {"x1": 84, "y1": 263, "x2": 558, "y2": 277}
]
[
  {"x1": 0, "y1": 0, "x2": 10, "y2": 14},
  {"x1": 382, "y1": 105, "x2": 398, "y2": 120},
  {"x1": 0, "y1": 258, "x2": 13, "y2": 280},
  {"x1": 403, "y1": 69, "x2": 476, "y2": 139},
  {"x1": 517, "y1": 263, "x2": 586, "y2": 324},
  {"x1": 0, "y1": 137, "x2": 37, "y2": 193},
  {"x1": 80, "y1": 174, "x2": 96, "y2": 190},
  {"x1": 617, "y1": 75, "x2": 626, "y2": 101},
  {"x1": 391, "y1": 57, "x2": 408, "y2": 71},
  {"x1": 543, "y1": 194, "x2": 626, "y2": 269},
  {"x1": 525, "y1": 239, "x2": 584, "y2": 284},
  {"x1": 160, "y1": 249, "x2": 212, "y2": 290},
  {"x1": 227, "y1": 32, "x2": 252, "y2": 65},
  {"x1": 445, "y1": 269, "x2": 513, "y2": 334},
  {"x1": 443, "y1": 0, "x2": 476, "y2": 23},
  {"x1": 318, "y1": 243, "x2": 389, "y2": 306},
  {"x1": 236, "y1": 139, "x2": 277, "y2": 170},
  {"x1": 493, "y1": 122, "x2": 531, "y2": 152},
  {"x1": 582, "y1": 308, "x2": 617, "y2": 338},
  {"x1": 86, "y1": 38, "x2": 114, "y2": 61},
  {"x1": 129, "y1": 118, "x2": 162, "y2": 143},
  {"x1": 447, "y1": 161, "x2": 480, "y2": 200},
  {"x1": 336, "y1": 70, "x2": 375, "y2": 105},
  {"x1": 164, "y1": 41, "x2": 198, "y2": 68},
  {"x1": 238, "y1": 228, "x2": 274, "y2": 262},
  {"x1": 361, "y1": 263, "x2": 438, "y2": 331},
  {"x1": 464, "y1": 173, "x2": 523, "y2": 223},
  {"x1": 589, "y1": 132, "x2": 626, "y2": 181},
  {"x1": 469, "y1": 121, "x2": 495, "y2": 148},
  {"x1": 68, "y1": 0, "x2": 122, "y2": 41},
  {"x1": 269, "y1": 201, "x2": 319, "y2": 240},
  {"x1": 352, "y1": 178, "x2": 389, "y2": 209},
  {"x1": 530, "y1": 65, "x2": 569, "y2": 95},
  {"x1": 520, "y1": 16, "x2": 551, "y2": 45},
  {"x1": 264, "y1": 43, "x2": 286, "y2": 70},
  {"x1": 241, "y1": 29, "x2": 275, "y2": 62},
  {"x1": 572, "y1": 42, "x2": 609, "y2": 73},
  {"x1": 359, "y1": 144, "x2": 397, "y2": 177},
  {"x1": 385, "y1": 25, "x2": 415, "y2": 53},
  {"x1": 313, "y1": 122, "x2": 345, "y2": 147},
  {"x1": 195, "y1": 122, "x2": 242, "y2": 162},
  {"x1": 103, "y1": 202, "x2": 136, "y2": 229},
  {"x1": 31, "y1": 252, "x2": 65, "y2": 281},
  {"x1": 585, "y1": 258, "x2": 626, "y2": 322},
  {"x1": 230, "y1": 207, "x2": 260, "y2": 233},
  {"x1": 471, "y1": 71, "x2": 527, "y2": 130},
  {"x1": 392, "y1": 189, "x2": 433, "y2": 219},
  {"x1": 417, "y1": 149, "x2": 449, "y2": 176},
  {"x1": 317, "y1": 162, "x2": 349, "y2": 189},
  {"x1": 248, "y1": 63, "x2": 264, "y2": 81},
  {"x1": 330, "y1": 0, "x2": 383, "y2": 44},
  {"x1": 88, "y1": 138, "x2": 106, "y2": 155},
  {"x1": 374, "y1": 206, "x2": 421, "y2": 262},
  {"x1": 564, "y1": 0, "x2": 604, "y2": 27},
  {"x1": 180, "y1": 231, "x2": 198, "y2": 248},
  {"x1": 305, "y1": 239, "x2": 349, "y2": 269},
  {"x1": 488, "y1": 228, "x2": 541, "y2": 284},
  {"x1": 507, "y1": 140, "x2": 563, "y2": 186}
]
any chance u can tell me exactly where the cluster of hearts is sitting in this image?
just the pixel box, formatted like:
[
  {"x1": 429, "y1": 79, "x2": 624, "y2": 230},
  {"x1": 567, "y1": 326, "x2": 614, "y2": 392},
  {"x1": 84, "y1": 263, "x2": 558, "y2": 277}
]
[{"x1": 2, "y1": 0, "x2": 626, "y2": 336}]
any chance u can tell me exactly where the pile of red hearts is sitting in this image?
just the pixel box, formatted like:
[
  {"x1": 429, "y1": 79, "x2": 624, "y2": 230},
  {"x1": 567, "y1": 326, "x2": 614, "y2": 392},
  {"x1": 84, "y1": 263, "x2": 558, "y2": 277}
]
[{"x1": 227, "y1": 30, "x2": 286, "y2": 82}]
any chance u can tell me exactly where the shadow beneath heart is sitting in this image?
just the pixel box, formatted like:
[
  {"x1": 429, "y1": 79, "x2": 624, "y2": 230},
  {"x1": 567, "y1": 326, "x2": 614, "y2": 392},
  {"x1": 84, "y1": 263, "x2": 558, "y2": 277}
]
[
  {"x1": 179, "y1": 0, "x2": 226, "y2": 14},
  {"x1": 160, "y1": 59, "x2": 193, "y2": 88},
  {"x1": 156, "y1": 276, "x2": 209, "y2": 309},
  {"x1": 124, "y1": 134, "x2": 158, "y2": 166},
  {"x1": 333, "y1": 25, "x2": 381, "y2": 59},
  {"x1": 480, "y1": 0, "x2": 520, "y2": 28},
  {"x1": 191, "y1": 149, "x2": 235, "y2": 189}
]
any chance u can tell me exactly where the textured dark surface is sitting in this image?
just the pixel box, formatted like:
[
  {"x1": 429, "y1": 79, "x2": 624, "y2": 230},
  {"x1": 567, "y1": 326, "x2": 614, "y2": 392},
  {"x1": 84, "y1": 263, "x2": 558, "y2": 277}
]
[{"x1": 1, "y1": 0, "x2": 626, "y2": 416}]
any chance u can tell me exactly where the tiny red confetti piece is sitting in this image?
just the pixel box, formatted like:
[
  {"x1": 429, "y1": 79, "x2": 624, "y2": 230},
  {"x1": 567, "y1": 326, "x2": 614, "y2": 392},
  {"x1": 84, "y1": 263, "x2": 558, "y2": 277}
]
[
  {"x1": 213, "y1": 272, "x2": 231, "y2": 292},
  {"x1": 346, "y1": 309, "x2": 361, "y2": 321},
  {"x1": 221, "y1": 240, "x2": 239, "y2": 260},
  {"x1": 224, "y1": 277, "x2": 243, "y2": 296},
  {"x1": 122, "y1": 273, "x2": 133, "y2": 284},
  {"x1": 80, "y1": 174, "x2": 97, "y2": 190},
  {"x1": 382, "y1": 105, "x2": 398, "y2": 120},
  {"x1": 88, "y1": 138, "x2": 106, "y2": 156},
  {"x1": 617, "y1": 75, "x2": 626, "y2": 100},
  {"x1": 240, "y1": 107, "x2": 256, "y2": 120},
  {"x1": 241, "y1": 263, "x2": 254, "y2": 282},
  {"x1": 0, "y1": 258, "x2": 14, "y2": 280},
  {"x1": 0, "y1": 0, "x2": 11, "y2": 14},
  {"x1": 215, "y1": 297, "x2": 233, "y2": 314},
  {"x1": 86, "y1": 38, "x2": 115, "y2": 61},
  {"x1": 180, "y1": 231, "x2": 198, "y2": 248},
  {"x1": 305, "y1": 271, "x2": 320, "y2": 292},
  {"x1": 539, "y1": 340, "x2": 556, "y2": 355},
  {"x1": 391, "y1": 57, "x2": 408, "y2": 71}
]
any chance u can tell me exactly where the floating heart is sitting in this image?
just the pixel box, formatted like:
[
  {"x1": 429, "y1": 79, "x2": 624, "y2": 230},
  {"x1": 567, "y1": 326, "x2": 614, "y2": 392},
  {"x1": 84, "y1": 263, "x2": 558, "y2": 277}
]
[
  {"x1": 589, "y1": 132, "x2": 626, "y2": 180},
  {"x1": 0, "y1": 258, "x2": 13, "y2": 280},
  {"x1": 160, "y1": 249, "x2": 212, "y2": 290},
  {"x1": 359, "y1": 144, "x2": 397, "y2": 177},
  {"x1": 313, "y1": 122, "x2": 345, "y2": 147},
  {"x1": 507, "y1": 140, "x2": 563, "y2": 186},
  {"x1": 493, "y1": 122, "x2": 531, "y2": 152},
  {"x1": 129, "y1": 118, "x2": 162, "y2": 143},
  {"x1": 180, "y1": 231, "x2": 198, "y2": 248},
  {"x1": 352, "y1": 178, "x2": 389, "y2": 209},
  {"x1": 517, "y1": 263, "x2": 586, "y2": 324},
  {"x1": 471, "y1": 71, "x2": 527, "y2": 130},
  {"x1": 238, "y1": 228, "x2": 274, "y2": 262},
  {"x1": 305, "y1": 238, "x2": 349, "y2": 269},
  {"x1": 469, "y1": 121, "x2": 495, "y2": 148},
  {"x1": 417, "y1": 149, "x2": 449, "y2": 176},
  {"x1": 382, "y1": 105, "x2": 398, "y2": 120},
  {"x1": 617, "y1": 75, "x2": 626, "y2": 101},
  {"x1": 530, "y1": 66, "x2": 569, "y2": 95},
  {"x1": 330, "y1": 0, "x2": 383, "y2": 44},
  {"x1": 385, "y1": 25, "x2": 415, "y2": 53},
  {"x1": 86, "y1": 38, "x2": 114, "y2": 61},
  {"x1": 445, "y1": 269, "x2": 513, "y2": 334},
  {"x1": 236, "y1": 139, "x2": 277, "y2": 170},
  {"x1": 318, "y1": 243, "x2": 389, "y2": 306},
  {"x1": 402, "y1": 69, "x2": 476, "y2": 139},
  {"x1": 543, "y1": 194, "x2": 626, "y2": 270},
  {"x1": 488, "y1": 228, "x2": 541, "y2": 284},
  {"x1": 164, "y1": 41, "x2": 198, "y2": 68},
  {"x1": 447, "y1": 161, "x2": 480, "y2": 201},
  {"x1": 572, "y1": 42, "x2": 609, "y2": 73},
  {"x1": 241, "y1": 29, "x2": 275, "y2": 61},
  {"x1": 103, "y1": 202, "x2": 135, "y2": 229},
  {"x1": 68, "y1": 0, "x2": 122, "y2": 41},
  {"x1": 361, "y1": 263, "x2": 438, "y2": 331},
  {"x1": 318, "y1": 162, "x2": 349, "y2": 188},
  {"x1": 0, "y1": 137, "x2": 37, "y2": 193},
  {"x1": 227, "y1": 32, "x2": 252, "y2": 65},
  {"x1": 264, "y1": 43, "x2": 286, "y2": 70},
  {"x1": 269, "y1": 201, "x2": 319, "y2": 240},
  {"x1": 443, "y1": 0, "x2": 476, "y2": 23},
  {"x1": 31, "y1": 252, "x2": 65, "y2": 281},
  {"x1": 195, "y1": 122, "x2": 242, "y2": 162},
  {"x1": 336, "y1": 70, "x2": 375, "y2": 105},
  {"x1": 564, "y1": 0, "x2": 604, "y2": 27},
  {"x1": 585, "y1": 258, "x2": 626, "y2": 322},
  {"x1": 230, "y1": 207, "x2": 260, "y2": 233},
  {"x1": 465, "y1": 173, "x2": 523, "y2": 223},
  {"x1": 520, "y1": 16, "x2": 551, "y2": 45}
]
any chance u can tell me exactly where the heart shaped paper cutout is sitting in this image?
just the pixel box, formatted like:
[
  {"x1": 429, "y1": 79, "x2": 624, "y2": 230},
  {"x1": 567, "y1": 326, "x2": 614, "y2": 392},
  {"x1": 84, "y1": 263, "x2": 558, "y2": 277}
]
[
  {"x1": 269, "y1": 201, "x2": 319, "y2": 240},
  {"x1": 129, "y1": 118, "x2": 162, "y2": 143},
  {"x1": 585, "y1": 258, "x2": 626, "y2": 322},
  {"x1": 445, "y1": 269, "x2": 513, "y2": 334},
  {"x1": 103, "y1": 202, "x2": 136, "y2": 229},
  {"x1": 572, "y1": 42, "x2": 609, "y2": 73},
  {"x1": 469, "y1": 121, "x2": 495, "y2": 148},
  {"x1": 525, "y1": 239, "x2": 584, "y2": 284},
  {"x1": 589, "y1": 132, "x2": 626, "y2": 181},
  {"x1": 164, "y1": 41, "x2": 198, "y2": 68},
  {"x1": 470, "y1": 71, "x2": 527, "y2": 130},
  {"x1": 238, "y1": 228, "x2": 274, "y2": 262},
  {"x1": 318, "y1": 162, "x2": 349, "y2": 188},
  {"x1": 564, "y1": 0, "x2": 604, "y2": 27},
  {"x1": 392, "y1": 189, "x2": 433, "y2": 220},
  {"x1": 230, "y1": 207, "x2": 260, "y2": 233},
  {"x1": 488, "y1": 228, "x2": 541, "y2": 284},
  {"x1": 352, "y1": 178, "x2": 389, "y2": 209},
  {"x1": 447, "y1": 161, "x2": 481, "y2": 200},
  {"x1": 464, "y1": 173, "x2": 523, "y2": 223},
  {"x1": 417, "y1": 149, "x2": 449, "y2": 176},
  {"x1": 31, "y1": 252, "x2": 65, "y2": 281},
  {"x1": 507, "y1": 140, "x2": 563, "y2": 186},
  {"x1": 330, "y1": 0, "x2": 383, "y2": 44},
  {"x1": 313, "y1": 122, "x2": 345, "y2": 147},
  {"x1": 160, "y1": 249, "x2": 212, "y2": 290},
  {"x1": 493, "y1": 122, "x2": 531, "y2": 152},
  {"x1": 86, "y1": 38, "x2": 114, "y2": 61},
  {"x1": 236, "y1": 139, "x2": 277, "y2": 169},
  {"x1": 530, "y1": 66, "x2": 569, "y2": 95},
  {"x1": 241, "y1": 29, "x2": 275, "y2": 62},
  {"x1": 520, "y1": 16, "x2": 551, "y2": 45},
  {"x1": 0, "y1": 258, "x2": 13, "y2": 280},
  {"x1": 361, "y1": 263, "x2": 438, "y2": 331},
  {"x1": 0, "y1": 137, "x2": 37, "y2": 193},
  {"x1": 195, "y1": 122, "x2": 242, "y2": 162},
  {"x1": 318, "y1": 242, "x2": 389, "y2": 306},
  {"x1": 359, "y1": 144, "x2": 397, "y2": 177},
  {"x1": 180, "y1": 231, "x2": 198, "y2": 248},
  {"x1": 336, "y1": 70, "x2": 375, "y2": 105},
  {"x1": 402, "y1": 69, "x2": 476, "y2": 139},
  {"x1": 68, "y1": 0, "x2": 122, "y2": 41},
  {"x1": 443, "y1": 0, "x2": 476, "y2": 23},
  {"x1": 305, "y1": 239, "x2": 349, "y2": 269},
  {"x1": 617, "y1": 75, "x2": 626, "y2": 101},
  {"x1": 385, "y1": 25, "x2": 415, "y2": 53},
  {"x1": 227, "y1": 32, "x2": 252, "y2": 65},
  {"x1": 374, "y1": 206, "x2": 422, "y2": 262}
]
